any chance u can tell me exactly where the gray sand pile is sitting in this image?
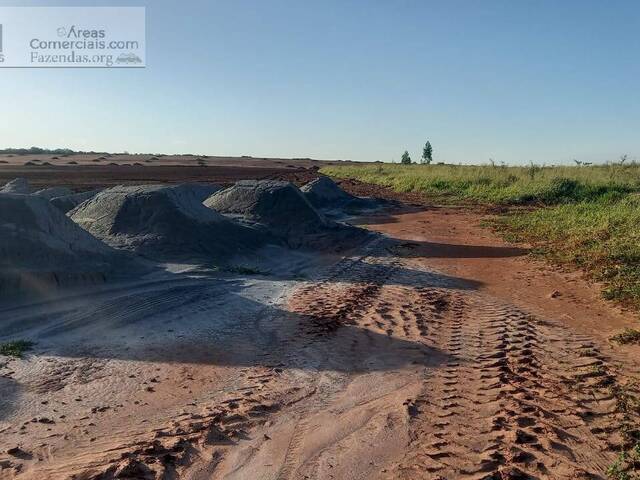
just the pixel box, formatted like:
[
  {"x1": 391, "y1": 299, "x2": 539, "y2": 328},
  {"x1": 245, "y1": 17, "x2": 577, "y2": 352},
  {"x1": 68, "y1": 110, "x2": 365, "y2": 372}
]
[
  {"x1": 33, "y1": 186, "x2": 74, "y2": 200},
  {"x1": 69, "y1": 183, "x2": 264, "y2": 261},
  {"x1": 204, "y1": 180, "x2": 328, "y2": 235},
  {"x1": 0, "y1": 194, "x2": 130, "y2": 296},
  {"x1": 175, "y1": 182, "x2": 221, "y2": 202},
  {"x1": 301, "y1": 176, "x2": 356, "y2": 207},
  {"x1": 204, "y1": 180, "x2": 369, "y2": 249},
  {"x1": 50, "y1": 189, "x2": 102, "y2": 214},
  {"x1": 301, "y1": 176, "x2": 382, "y2": 214},
  {"x1": 0, "y1": 178, "x2": 31, "y2": 194}
]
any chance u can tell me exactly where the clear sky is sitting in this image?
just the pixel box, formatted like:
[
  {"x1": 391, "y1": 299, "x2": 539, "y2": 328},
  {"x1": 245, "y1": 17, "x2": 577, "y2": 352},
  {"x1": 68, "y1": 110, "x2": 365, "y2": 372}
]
[{"x1": 1, "y1": 0, "x2": 639, "y2": 164}]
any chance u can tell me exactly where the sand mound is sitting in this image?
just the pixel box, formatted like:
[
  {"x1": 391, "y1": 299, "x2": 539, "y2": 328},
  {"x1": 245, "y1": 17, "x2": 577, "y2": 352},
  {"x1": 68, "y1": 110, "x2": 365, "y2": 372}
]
[
  {"x1": 34, "y1": 186, "x2": 74, "y2": 200},
  {"x1": 204, "y1": 180, "x2": 368, "y2": 249},
  {"x1": 0, "y1": 178, "x2": 31, "y2": 194},
  {"x1": 204, "y1": 180, "x2": 328, "y2": 233},
  {"x1": 301, "y1": 176, "x2": 357, "y2": 207},
  {"x1": 301, "y1": 176, "x2": 381, "y2": 214},
  {"x1": 51, "y1": 189, "x2": 102, "y2": 214},
  {"x1": 0, "y1": 194, "x2": 129, "y2": 296},
  {"x1": 69, "y1": 183, "x2": 264, "y2": 261}
]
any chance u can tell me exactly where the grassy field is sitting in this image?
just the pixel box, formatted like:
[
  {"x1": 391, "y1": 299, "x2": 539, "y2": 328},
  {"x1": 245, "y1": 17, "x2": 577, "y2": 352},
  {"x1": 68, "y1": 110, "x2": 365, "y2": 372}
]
[
  {"x1": 495, "y1": 194, "x2": 640, "y2": 308},
  {"x1": 322, "y1": 162, "x2": 640, "y2": 316},
  {"x1": 321, "y1": 163, "x2": 640, "y2": 205}
]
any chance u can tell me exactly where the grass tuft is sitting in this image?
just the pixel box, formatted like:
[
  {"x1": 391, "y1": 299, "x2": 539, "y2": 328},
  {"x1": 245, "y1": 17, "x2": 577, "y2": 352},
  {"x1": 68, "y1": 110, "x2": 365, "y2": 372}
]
[{"x1": 0, "y1": 340, "x2": 35, "y2": 358}]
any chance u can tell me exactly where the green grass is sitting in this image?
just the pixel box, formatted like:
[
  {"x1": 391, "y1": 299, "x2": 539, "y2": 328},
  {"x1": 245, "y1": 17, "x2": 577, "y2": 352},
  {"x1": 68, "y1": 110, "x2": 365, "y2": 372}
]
[
  {"x1": 321, "y1": 163, "x2": 640, "y2": 205},
  {"x1": 608, "y1": 444, "x2": 640, "y2": 480},
  {"x1": 323, "y1": 162, "x2": 640, "y2": 313},
  {"x1": 0, "y1": 340, "x2": 34, "y2": 358},
  {"x1": 493, "y1": 194, "x2": 640, "y2": 308}
]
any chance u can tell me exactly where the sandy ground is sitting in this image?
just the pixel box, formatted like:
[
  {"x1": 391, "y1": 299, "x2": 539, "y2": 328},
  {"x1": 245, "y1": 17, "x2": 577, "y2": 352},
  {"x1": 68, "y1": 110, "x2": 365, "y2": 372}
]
[{"x1": 1, "y1": 202, "x2": 640, "y2": 479}]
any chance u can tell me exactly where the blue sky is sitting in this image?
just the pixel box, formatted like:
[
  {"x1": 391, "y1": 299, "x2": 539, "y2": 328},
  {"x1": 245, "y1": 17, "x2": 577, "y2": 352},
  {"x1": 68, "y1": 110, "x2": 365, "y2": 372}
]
[{"x1": 1, "y1": 0, "x2": 639, "y2": 164}]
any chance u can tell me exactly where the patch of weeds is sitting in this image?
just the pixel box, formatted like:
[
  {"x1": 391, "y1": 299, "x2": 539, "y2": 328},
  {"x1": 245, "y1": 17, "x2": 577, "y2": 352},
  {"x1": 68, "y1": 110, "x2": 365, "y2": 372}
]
[
  {"x1": 0, "y1": 340, "x2": 35, "y2": 358},
  {"x1": 611, "y1": 329, "x2": 640, "y2": 346},
  {"x1": 607, "y1": 382, "x2": 640, "y2": 479},
  {"x1": 580, "y1": 348, "x2": 598, "y2": 357},
  {"x1": 607, "y1": 443, "x2": 640, "y2": 480},
  {"x1": 611, "y1": 384, "x2": 640, "y2": 416}
]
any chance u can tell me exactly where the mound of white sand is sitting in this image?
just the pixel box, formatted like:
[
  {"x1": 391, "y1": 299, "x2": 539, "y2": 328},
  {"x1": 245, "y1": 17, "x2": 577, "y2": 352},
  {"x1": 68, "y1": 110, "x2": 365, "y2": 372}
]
[
  {"x1": 0, "y1": 194, "x2": 130, "y2": 296},
  {"x1": 69, "y1": 183, "x2": 265, "y2": 261},
  {"x1": 204, "y1": 180, "x2": 368, "y2": 249},
  {"x1": 0, "y1": 178, "x2": 31, "y2": 194}
]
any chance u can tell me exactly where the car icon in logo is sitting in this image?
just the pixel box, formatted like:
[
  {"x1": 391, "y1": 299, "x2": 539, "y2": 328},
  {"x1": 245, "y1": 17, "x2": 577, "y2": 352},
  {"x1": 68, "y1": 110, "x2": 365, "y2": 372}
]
[{"x1": 115, "y1": 52, "x2": 142, "y2": 64}]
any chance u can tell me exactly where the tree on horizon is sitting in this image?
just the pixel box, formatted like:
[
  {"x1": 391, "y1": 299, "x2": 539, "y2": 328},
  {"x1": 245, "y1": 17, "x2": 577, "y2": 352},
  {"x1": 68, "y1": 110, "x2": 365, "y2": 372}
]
[
  {"x1": 422, "y1": 141, "x2": 433, "y2": 164},
  {"x1": 401, "y1": 150, "x2": 412, "y2": 164}
]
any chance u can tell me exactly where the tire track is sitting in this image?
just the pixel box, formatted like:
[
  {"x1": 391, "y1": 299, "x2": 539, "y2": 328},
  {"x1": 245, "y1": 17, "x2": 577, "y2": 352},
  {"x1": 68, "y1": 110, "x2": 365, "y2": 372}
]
[{"x1": 393, "y1": 291, "x2": 637, "y2": 479}]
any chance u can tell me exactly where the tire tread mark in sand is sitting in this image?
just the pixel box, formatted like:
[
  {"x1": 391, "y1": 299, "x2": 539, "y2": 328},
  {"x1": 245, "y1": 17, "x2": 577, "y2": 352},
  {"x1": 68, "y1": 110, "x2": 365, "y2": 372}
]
[
  {"x1": 396, "y1": 292, "x2": 508, "y2": 478},
  {"x1": 394, "y1": 291, "x2": 638, "y2": 479},
  {"x1": 38, "y1": 284, "x2": 214, "y2": 336},
  {"x1": 278, "y1": 254, "x2": 401, "y2": 480}
]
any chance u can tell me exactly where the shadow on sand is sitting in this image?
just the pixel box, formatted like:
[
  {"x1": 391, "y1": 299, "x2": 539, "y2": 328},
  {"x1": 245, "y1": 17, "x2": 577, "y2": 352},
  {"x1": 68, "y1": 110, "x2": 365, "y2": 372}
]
[
  {"x1": 388, "y1": 240, "x2": 528, "y2": 259},
  {"x1": 0, "y1": 376, "x2": 22, "y2": 421},
  {"x1": 0, "y1": 264, "x2": 463, "y2": 379}
]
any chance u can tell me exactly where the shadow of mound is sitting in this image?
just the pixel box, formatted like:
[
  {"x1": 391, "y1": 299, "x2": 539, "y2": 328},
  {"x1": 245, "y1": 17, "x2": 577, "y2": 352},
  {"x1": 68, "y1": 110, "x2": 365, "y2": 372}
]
[
  {"x1": 0, "y1": 376, "x2": 22, "y2": 421},
  {"x1": 0, "y1": 277, "x2": 454, "y2": 375},
  {"x1": 320, "y1": 256, "x2": 484, "y2": 290},
  {"x1": 388, "y1": 240, "x2": 528, "y2": 259}
]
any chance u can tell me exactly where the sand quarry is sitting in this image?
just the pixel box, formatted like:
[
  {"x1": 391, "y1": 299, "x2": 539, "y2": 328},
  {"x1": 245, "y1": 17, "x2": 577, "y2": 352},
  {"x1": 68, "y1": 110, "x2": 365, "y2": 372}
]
[{"x1": 1, "y1": 158, "x2": 640, "y2": 480}]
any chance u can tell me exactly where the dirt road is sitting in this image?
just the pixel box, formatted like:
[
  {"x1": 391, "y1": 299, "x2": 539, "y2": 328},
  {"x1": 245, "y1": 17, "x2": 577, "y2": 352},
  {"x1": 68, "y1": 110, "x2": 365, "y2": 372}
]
[
  {"x1": 1, "y1": 206, "x2": 639, "y2": 479},
  {"x1": 218, "y1": 211, "x2": 640, "y2": 480}
]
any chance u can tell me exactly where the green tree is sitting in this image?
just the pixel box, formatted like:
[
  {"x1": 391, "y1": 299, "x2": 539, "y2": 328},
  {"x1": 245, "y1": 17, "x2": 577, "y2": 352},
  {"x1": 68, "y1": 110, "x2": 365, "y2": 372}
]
[
  {"x1": 422, "y1": 141, "x2": 433, "y2": 164},
  {"x1": 401, "y1": 150, "x2": 412, "y2": 165}
]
